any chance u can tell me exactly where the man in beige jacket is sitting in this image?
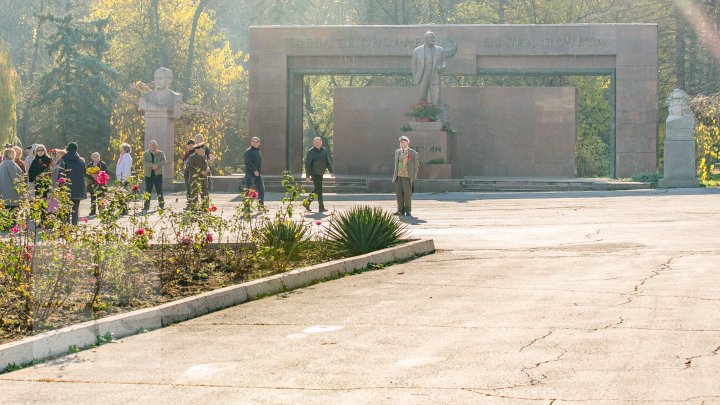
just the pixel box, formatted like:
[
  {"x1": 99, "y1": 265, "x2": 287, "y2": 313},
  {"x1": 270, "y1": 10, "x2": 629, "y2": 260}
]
[
  {"x1": 392, "y1": 135, "x2": 419, "y2": 217},
  {"x1": 142, "y1": 140, "x2": 167, "y2": 211}
]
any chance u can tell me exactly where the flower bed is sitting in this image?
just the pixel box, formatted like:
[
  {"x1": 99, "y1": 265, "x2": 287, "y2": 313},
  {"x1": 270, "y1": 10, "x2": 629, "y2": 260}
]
[{"x1": 1, "y1": 173, "x2": 409, "y2": 346}]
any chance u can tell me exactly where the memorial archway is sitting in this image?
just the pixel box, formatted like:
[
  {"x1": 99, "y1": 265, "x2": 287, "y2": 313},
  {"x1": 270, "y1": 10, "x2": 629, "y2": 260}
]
[{"x1": 249, "y1": 24, "x2": 657, "y2": 178}]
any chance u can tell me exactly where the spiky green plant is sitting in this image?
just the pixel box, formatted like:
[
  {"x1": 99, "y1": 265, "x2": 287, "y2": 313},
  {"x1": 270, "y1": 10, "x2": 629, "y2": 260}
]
[
  {"x1": 326, "y1": 206, "x2": 408, "y2": 256},
  {"x1": 259, "y1": 219, "x2": 311, "y2": 260}
]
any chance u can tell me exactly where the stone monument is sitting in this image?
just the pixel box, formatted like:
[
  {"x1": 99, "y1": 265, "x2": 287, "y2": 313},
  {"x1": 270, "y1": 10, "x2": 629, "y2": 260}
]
[
  {"x1": 407, "y1": 31, "x2": 459, "y2": 179},
  {"x1": 660, "y1": 88, "x2": 697, "y2": 188},
  {"x1": 139, "y1": 67, "x2": 183, "y2": 184}
]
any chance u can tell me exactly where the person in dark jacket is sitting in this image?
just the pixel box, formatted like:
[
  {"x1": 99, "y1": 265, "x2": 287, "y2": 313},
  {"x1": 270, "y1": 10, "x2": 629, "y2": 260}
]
[
  {"x1": 186, "y1": 143, "x2": 210, "y2": 210},
  {"x1": 58, "y1": 142, "x2": 87, "y2": 225},
  {"x1": 243, "y1": 137, "x2": 265, "y2": 206},
  {"x1": 304, "y1": 137, "x2": 334, "y2": 212},
  {"x1": 28, "y1": 144, "x2": 53, "y2": 198}
]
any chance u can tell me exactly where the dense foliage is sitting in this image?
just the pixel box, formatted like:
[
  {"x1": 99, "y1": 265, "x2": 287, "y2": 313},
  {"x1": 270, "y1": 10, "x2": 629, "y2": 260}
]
[
  {"x1": 690, "y1": 92, "x2": 720, "y2": 180},
  {"x1": 0, "y1": 0, "x2": 719, "y2": 173},
  {"x1": 326, "y1": 206, "x2": 408, "y2": 256}
]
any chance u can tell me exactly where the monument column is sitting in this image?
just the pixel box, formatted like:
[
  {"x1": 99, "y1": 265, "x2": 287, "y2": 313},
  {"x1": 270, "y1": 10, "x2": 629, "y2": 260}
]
[
  {"x1": 139, "y1": 67, "x2": 183, "y2": 187},
  {"x1": 660, "y1": 89, "x2": 697, "y2": 188}
]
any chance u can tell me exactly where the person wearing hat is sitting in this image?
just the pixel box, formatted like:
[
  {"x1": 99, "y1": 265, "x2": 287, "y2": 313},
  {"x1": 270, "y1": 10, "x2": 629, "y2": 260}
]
[
  {"x1": 392, "y1": 135, "x2": 419, "y2": 217},
  {"x1": 58, "y1": 142, "x2": 87, "y2": 225},
  {"x1": 186, "y1": 142, "x2": 211, "y2": 209},
  {"x1": 24, "y1": 144, "x2": 37, "y2": 173}
]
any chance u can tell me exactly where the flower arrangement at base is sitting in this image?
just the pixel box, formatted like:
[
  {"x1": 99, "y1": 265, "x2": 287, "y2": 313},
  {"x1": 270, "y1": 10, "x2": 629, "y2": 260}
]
[{"x1": 405, "y1": 100, "x2": 441, "y2": 122}]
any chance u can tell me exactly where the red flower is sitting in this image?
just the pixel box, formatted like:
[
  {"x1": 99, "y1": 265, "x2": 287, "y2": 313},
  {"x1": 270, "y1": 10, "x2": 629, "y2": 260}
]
[
  {"x1": 96, "y1": 171, "x2": 109, "y2": 186},
  {"x1": 205, "y1": 232, "x2": 214, "y2": 243},
  {"x1": 10, "y1": 226, "x2": 19, "y2": 234},
  {"x1": 181, "y1": 237, "x2": 191, "y2": 247},
  {"x1": 136, "y1": 229, "x2": 145, "y2": 236},
  {"x1": 315, "y1": 221, "x2": 322, "y2": 226},
  {"x1": 208, "y1": 205, "x2": 218, "y2": 212},
  {"x1": 57, "y1": 177, "x2": 67, "y2": 185},
  {"x1": 27, "y1": 245, "x2": 33, "y2": 252},
  {"x1": 80, "y1": 217, "x2": 88, "y2": 223},
  {"x1": 132, "y1": 185, "x2": 139, "y2": 191},
  {"x1": 23, "y1": 252, "x2": 32, "y2": 261}
]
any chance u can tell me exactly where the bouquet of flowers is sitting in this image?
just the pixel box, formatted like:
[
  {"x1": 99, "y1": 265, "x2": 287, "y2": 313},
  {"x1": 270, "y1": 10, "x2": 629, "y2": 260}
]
[{"x1": 405, "y1": 100, "x2": 441, "y2": 121}]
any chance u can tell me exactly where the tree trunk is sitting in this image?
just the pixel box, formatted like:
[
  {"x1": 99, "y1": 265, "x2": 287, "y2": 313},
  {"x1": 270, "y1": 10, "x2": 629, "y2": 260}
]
[
  {"x1": 150, "y1": 0, "x2": 167, "y2": 67},
  {"x1": 17, "y1": 0, "x2": 45, "y2": 143},
  {"x1": 675, "y1": 6, "x2": 686, "y2": 90},
  {"x1": 498, "y1": 0, "x2": 505, "y2": 24},
  {"x1": 182, "y1": 0, "x2": 208, "y2": 98}
]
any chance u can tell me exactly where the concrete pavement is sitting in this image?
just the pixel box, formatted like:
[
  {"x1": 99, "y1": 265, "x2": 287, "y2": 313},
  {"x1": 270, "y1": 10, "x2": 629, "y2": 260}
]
[{"x1": 1, "y1": 188, "x2": 720, "y2": 404}]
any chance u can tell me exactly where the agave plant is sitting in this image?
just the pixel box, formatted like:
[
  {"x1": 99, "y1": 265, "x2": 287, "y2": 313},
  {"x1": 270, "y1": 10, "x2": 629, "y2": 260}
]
[{"x1": 326, "y1": 206, "x2": 408, "y2": 256}]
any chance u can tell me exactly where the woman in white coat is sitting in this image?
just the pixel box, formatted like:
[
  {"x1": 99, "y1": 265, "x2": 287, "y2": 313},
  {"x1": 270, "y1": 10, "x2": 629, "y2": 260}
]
[{"x1": 116, "y1": 143, "x2": 133, "y2": 184}]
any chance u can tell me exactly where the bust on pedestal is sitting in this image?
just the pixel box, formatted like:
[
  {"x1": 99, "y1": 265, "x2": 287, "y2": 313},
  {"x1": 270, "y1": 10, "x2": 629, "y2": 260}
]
[
  {"x1": 139, "y1": 67, "x2": 183, "y2": 185},
  {"x1": 660, "y1": 88, "x2": 697, "y2": 188}
]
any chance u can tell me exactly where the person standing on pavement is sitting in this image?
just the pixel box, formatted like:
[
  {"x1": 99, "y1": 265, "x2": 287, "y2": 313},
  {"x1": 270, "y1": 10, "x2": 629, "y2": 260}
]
[
  {"x1": 186, "y1": 142, "x2": 211, "y2": 209},
  {"x1": 243, "y1": 137, "x2": 265, "y2": 206},
  {"x1": 141, "y1": 140, "x2": 166, "y2": 211},
  {"x1": 392, "y1": 135, "x2": 419, "y2": 217},
  {"x1": 58, "y1": 142, "x2": 87, "y2": 225},
  {"x1": 304, "y1": 137, "x2": 334, "y2": 212}
]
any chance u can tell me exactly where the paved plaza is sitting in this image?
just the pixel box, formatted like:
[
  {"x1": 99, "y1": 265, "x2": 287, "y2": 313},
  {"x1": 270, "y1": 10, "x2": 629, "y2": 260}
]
[{"x1": 1, "y1": 188, "x2": 720, "y2": 404}]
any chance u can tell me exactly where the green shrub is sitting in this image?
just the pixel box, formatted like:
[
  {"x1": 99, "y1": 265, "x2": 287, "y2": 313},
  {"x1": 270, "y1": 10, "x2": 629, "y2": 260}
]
[
  {"x1": 631, "y1": 172, "x2": 662, "y2": 188},
  {"x1": 259, "y1": 219, "x2": 311, "y2": 260},
  {"x1": 326, "y1": 206, "x2": 408, "y2": 256}
]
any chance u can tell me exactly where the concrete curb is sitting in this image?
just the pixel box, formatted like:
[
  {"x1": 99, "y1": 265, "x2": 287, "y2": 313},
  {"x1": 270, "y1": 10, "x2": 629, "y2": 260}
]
[{"x1": 0, "y1": 239, "x2": 435, "y2": 372}]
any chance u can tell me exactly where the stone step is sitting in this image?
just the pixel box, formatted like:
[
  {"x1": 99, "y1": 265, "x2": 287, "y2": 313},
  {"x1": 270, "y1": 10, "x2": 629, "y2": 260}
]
[{"x1": 459, "y1": 180, "x2": 650, "y2": 192}]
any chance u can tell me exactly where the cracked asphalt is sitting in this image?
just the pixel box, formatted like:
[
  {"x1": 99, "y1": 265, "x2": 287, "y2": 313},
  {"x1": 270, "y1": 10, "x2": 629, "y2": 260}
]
[{"x1": 2, "y1": 188, "x2": 720, "y2": 404}]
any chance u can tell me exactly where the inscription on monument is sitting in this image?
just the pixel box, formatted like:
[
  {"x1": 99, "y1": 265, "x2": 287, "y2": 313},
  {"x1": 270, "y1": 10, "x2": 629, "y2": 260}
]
[
  {"x1": 285, "y1": 36, "x2": 457, "y2": 56},
  {"x1": 484, "y1": 36, "x2": 607, "y2": 48}
]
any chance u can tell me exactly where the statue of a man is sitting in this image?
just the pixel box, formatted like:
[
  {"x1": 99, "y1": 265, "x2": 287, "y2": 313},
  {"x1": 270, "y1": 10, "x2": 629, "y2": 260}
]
[
  {"x1": 666, "y1": 88, "x2": 692, "y2": 121},
  {"x1": 139, "y1": 67, "x2": 182, "y2": 118},
  {"x1": 412, "y1": 31, "x2": 446, "y2": 108}
]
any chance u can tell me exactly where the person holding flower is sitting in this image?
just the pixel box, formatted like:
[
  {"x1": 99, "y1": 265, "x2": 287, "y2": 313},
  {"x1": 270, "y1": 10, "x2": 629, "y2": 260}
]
[{"x1": 86, "y1": 152, "x2": 108, "y2": 216}]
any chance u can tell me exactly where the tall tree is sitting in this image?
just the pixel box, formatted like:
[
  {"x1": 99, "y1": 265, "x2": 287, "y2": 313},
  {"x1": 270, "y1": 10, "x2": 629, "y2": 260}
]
[
  {"x1": 0, "y1": 42, "x2": 17, "y2": 145},
  {"x1": 32, "y1": 12, "x2": 117, "y2": 151},
  {"x1": 182, "y1": 0, "x2": 209, "y2": 97}
]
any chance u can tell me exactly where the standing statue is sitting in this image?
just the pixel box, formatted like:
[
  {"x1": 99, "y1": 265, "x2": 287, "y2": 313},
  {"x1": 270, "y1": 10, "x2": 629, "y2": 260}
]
[
  {"x1": 412, "y1": 31, "x2": 446, "y2": 109},
  {"x1": 139, "y1": 67, "x2": 183, "y2": 187},
  {"x1": 139, "y1": 67, "x2": 183, "y2": 117}
]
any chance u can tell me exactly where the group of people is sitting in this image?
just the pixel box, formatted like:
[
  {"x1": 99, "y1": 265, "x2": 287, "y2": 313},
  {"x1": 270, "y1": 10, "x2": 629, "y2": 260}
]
[
  {"x1": 244, "y1": 134, "x2": 419, "y2": 217},
  {"x1": 0, "y1": 130, "x2": 421, "y2": 226}
]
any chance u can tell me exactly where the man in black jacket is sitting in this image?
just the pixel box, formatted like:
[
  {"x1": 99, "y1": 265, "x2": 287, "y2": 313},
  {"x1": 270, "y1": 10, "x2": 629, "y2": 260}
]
[
  {"x1": 244, "y1": 137, "x2": 264, "y2": 205},
  {"x1": 304, "y1": 137, "x2": 334, "y2": 212}
]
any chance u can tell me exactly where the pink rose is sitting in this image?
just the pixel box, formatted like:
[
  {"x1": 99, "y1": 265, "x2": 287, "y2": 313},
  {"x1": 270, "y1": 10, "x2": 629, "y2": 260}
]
[
  {"x1": 181, "y1": 237, "x2": 191, "y2": 247},
  {"x1": 57, "y1": 177, "x2": 67, "y2": 185},
  {"x1": 80, "y1": 217, "x2": 88, "y2": 223},
  {"x1": 10, "y1": 226, "x2": 19, "y2": 234},
  {"x1": 96, "y1": 171, "x2": 109, "y2": 186},
  {"x1": 205, "y1": 232, "x2": 214, "y2": 243},
  {"x1": 315, "y1": 221, "x2": 322, "y2": 226},
  {"x1": 136, "y1": 229, "x2": 145, "y2": 236},
  {"x1": 208, "y1": 205, "x2": 218, "y2": 212}
]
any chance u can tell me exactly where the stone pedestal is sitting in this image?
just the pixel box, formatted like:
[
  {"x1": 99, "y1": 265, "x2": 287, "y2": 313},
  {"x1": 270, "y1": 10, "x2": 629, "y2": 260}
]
[
  {"x1": 661, "y1": 115, "x2": 698, "y2": 188},
  {"x1": 144, "y1": 111, "x2": 178, "y2": 184},
  {"x1": 406, "y1": 129, "x2": 461, "y2": 179}
]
